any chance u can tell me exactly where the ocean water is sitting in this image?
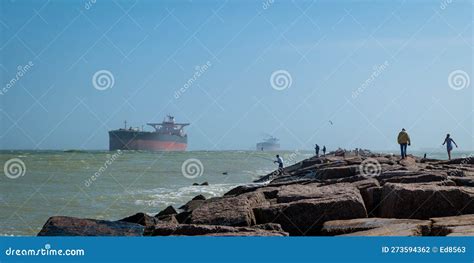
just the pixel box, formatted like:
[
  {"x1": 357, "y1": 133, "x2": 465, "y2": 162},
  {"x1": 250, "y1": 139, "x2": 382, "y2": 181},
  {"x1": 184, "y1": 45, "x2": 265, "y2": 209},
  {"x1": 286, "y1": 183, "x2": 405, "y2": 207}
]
[{"x1": 0, "y1": 150, "x2": 313, "y2": 236}]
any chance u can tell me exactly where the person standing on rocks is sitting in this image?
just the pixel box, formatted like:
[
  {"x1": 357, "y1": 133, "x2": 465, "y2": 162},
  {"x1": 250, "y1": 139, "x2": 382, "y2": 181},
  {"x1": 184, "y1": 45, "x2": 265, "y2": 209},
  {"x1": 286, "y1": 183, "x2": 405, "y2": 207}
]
[
  {"x1": 442, "y1": 134, "x2": 458, "y2": 160},
  {"x1": 315, "y1": 144, "x2": 320, "y2": 157},
  {"x1": 274, "y1": 154, "x2": 284, "y2": 174},
  {"x1": 322, "y1": 146, "x2": 326, "y2": 156},
  {"x1": 397, "y1": 128, "x2": 411, "y2": 159}
]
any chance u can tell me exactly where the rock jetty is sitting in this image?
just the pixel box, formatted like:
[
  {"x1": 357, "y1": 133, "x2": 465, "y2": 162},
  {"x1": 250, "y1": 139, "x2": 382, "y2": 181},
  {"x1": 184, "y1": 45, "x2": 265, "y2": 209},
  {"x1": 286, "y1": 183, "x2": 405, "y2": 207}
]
[{"x1": 38, "y1": 153, "x2": 474, "y2": 236}]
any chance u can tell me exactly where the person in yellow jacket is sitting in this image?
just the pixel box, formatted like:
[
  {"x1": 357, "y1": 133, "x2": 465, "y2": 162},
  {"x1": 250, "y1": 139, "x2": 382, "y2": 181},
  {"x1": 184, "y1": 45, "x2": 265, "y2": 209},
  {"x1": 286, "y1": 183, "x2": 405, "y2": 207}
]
[{"x1": 397, "y1": 128, "x2": 411, "y2": 159}]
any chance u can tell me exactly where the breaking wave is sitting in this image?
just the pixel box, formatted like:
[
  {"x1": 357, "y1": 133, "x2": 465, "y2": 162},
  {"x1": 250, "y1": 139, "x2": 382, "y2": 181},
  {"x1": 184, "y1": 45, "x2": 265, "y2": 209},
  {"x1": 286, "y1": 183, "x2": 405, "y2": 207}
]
[{"x1": 133, "y1": 183, "x2": 238, "y2": 208}]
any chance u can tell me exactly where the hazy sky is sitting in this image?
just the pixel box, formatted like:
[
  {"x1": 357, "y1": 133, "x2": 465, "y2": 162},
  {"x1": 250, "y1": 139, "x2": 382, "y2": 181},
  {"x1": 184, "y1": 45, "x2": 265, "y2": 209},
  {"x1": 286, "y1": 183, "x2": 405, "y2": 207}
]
[{"x1": 0, "y1": 0, "x2": 472, "y2": 151}]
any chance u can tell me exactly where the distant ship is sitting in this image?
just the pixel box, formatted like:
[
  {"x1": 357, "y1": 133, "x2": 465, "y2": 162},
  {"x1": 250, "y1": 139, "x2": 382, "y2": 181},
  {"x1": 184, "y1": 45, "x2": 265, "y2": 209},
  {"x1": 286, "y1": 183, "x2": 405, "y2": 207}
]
[
  {"x1": 108, "y1": 115, "x2": 189, "y2": 151},
  {"x1": 256, "y1": 136, "x2": 280, "y2": 151}
]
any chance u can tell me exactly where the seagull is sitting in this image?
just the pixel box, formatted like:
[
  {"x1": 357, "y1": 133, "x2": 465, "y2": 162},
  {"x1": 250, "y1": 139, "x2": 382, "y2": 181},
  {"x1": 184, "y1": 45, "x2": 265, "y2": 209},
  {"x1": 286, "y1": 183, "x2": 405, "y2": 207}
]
[{"x1": 329, "y1": 120, "x2": 333, "y2": 125}]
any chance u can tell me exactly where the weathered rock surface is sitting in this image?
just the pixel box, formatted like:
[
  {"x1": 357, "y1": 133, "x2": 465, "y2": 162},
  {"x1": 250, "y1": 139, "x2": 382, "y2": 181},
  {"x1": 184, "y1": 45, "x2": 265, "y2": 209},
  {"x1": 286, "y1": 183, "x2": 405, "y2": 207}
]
[
  {"x1": 175, "y1": 211, "x2": 192, "y2": 224},
  {"x1": 254, "y1": 185, "x2": 367, "y2": 235},
  {"x1": 144, "y1": 223, "x2": 288, "y2": 236},
  {"x1": 375, "y1": 171, "x2": 447, "y2": 185},
  {"x1": 321, "y1": 218, "x2": 431, "y2": 236},
  {"x1": 449, "y1": 176, "x2": 474, "y2": 187},
  {"x1": 430, "y1": 214, "x2": 474, "y2": 236},
  {"x1": 156, "y1": 215, "x2": 179, "y2": 225},
  {"x1": 252, "y1": 223, "x2": 285, "y2": 232},
  {"x1": 275, "y1": 184, "x2": 362, "y2": 204},
  {"x1": 189, "y1": 192, "x2": 269, "y2": 226},
  {"x1": 179, "y1": 199, "x2": 205, "y2": 212},
  {"x1": 38, "y1": 216, "x2": 144, "y2": 236},
  {"x1": 315, "y1": 165, "x2": 359, "y2": 180},
  {"x1": 156, "y1": 205, "x2": 177, "y2": 217},
  {"x1": 340, "y1": 223, "x2": 428, "y2": 236},
  {"x1": 379, "y1": 183, "x2": 474, "y2": 219},
  {"x1": 120, "y1": 212, "x2": 157, "y2": 227}
]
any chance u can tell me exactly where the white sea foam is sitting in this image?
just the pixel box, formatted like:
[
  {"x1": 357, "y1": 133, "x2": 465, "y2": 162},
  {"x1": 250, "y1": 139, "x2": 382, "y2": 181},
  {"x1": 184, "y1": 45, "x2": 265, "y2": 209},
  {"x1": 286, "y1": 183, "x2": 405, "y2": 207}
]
[{"x1": 133, "y1": 183, "x2": 238, "y2": 208}]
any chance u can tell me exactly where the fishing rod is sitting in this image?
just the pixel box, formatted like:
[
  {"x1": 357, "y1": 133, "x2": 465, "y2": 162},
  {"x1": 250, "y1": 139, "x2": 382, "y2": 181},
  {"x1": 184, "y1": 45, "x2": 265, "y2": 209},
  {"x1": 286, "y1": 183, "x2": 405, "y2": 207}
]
[{"x1": 254, "y1": 156, "x2": 276, "y2": 162}]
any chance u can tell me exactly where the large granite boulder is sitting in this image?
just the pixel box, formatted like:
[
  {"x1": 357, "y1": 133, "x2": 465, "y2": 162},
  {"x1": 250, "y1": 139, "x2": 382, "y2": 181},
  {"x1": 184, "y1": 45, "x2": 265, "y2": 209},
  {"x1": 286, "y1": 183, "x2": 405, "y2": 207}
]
[
  {"x1": 379, "y1": 183, "x2": 474, "y2": 219},
  {"x1": 224, "y1": 185, "x2": 263, "y2": 196},
  {"x1": 321, "y1": 175, "x2": 374, "y2": 186},
  {"x1": 156, "y1": 215, "x2": 179, "y2": 225},
  {"x1": 253, "y1": 185, "x2": 367, "y2": 235},
  {"x1": 340, "y1": 223, "x2": 429, "y2": 236},
  {"x1": 38, "y1": 216, "x2": 144, "y2": 236},
  {"x1": 449, "y1": 176, "x2": 474, "y2": 187},
  {"x1": 252, "y1": 223, "x2": 285, "y2": 232},
  {"x1": 144, "y1": 223, "x2": 288, "y2": 236},
  {"x1": 189, "y1": 192, "x2": 269, "y2": 226},
  {"x1": 321, "y1": 218, "x2": 431, "y2": 236},
  {"x1": 156, "y1": 206, "x2": 177, "y2": 217},
  {"x1": 430, "y1": 214, "x2": 474, "y2": 236},
  {"x1": 275, "y1": 183, "x2": 360, "y2": 203},
  {"x1": 179, "y1": 200, "x2": 205, "y2": 212},
  {"x1": 175, "y1": 211, "x2": 192, "y2": 224},
  {"x1": 375, "y1": 170, "x2": 447, "y2": 185},
  {"x1": 332, "y1": 179, "x2": 380, "y2": 217},
  {"x1": 119, "y1": 212, "x2": 157, "y2": 227},
  {"x1": 315, "y1": 165, "x2": 359, "y2": 180},
  {"x1": 224, "y1": 185, "x2": 280, "y2": 199}
]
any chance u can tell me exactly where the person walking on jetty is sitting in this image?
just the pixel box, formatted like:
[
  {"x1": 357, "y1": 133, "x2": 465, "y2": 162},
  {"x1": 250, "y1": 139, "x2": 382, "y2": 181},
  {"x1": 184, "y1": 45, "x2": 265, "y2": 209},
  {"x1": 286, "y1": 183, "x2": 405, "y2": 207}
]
[
  {"x1": 315, "y1": 144, "x2": 320, "y2": 157},
  {"x1": 397, "y1": 128, "x2": 411, "y2": 159},
  {"x1": 322, "y1": 146, "x2": 326, "y2": 156},
  {"x1": 442, "y1": 134, "x2": 458, "y2": 160},
  {"x1": 274, "y1": 154, "x2": 284, "y2": 174}
]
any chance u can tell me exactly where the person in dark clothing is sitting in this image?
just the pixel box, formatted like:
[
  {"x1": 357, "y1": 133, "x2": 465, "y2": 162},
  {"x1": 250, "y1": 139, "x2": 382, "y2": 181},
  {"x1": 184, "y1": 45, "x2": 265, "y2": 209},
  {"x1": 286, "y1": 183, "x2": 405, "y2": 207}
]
[
  {"x1": 315, "y1": 144, "x2": 320, "y2": 157},
  {"x1": 322, "y1": 146, "x2": 326, "y2": 156},
  {"x1": 397, "y1": 128, "x2": 411, "y2": 159}
]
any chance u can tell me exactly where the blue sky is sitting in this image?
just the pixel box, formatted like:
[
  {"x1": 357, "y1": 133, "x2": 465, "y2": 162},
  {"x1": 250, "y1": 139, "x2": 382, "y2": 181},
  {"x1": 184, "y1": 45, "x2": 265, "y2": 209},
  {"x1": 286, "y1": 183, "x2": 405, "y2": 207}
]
[{"x1": 0, "y1": 0, "x2": 472, "y2": 151}]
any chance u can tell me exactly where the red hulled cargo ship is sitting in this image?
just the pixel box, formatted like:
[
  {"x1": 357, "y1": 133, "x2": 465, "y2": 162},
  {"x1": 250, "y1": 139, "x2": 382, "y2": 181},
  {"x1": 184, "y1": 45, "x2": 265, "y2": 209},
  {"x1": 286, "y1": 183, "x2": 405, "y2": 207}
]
[{"x1": 108, "y1": 116, "x2": 189, "y2": 151}]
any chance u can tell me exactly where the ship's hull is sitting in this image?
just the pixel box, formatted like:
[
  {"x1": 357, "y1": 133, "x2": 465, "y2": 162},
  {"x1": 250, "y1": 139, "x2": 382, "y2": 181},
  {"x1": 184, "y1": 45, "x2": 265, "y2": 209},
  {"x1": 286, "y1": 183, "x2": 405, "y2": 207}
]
[
  {"x1": 256, "y1": 142, "x2": 280, "y2": 151},
  {"x1": 109, "y1": 130, "x2": 187, "y2": 151}
]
